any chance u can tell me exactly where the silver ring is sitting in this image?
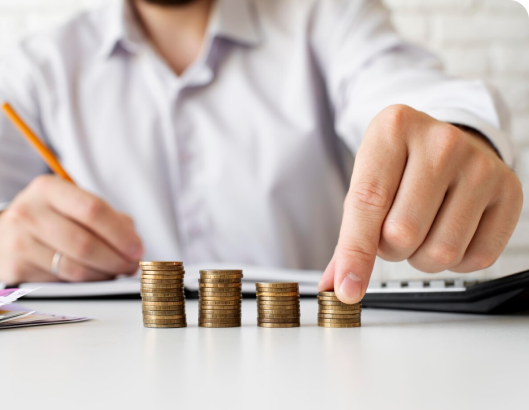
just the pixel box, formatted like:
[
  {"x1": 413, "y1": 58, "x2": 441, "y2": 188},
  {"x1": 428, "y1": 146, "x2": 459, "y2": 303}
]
[{"x1": 50, "y1": 251, "x2": 62, "y2": 276}]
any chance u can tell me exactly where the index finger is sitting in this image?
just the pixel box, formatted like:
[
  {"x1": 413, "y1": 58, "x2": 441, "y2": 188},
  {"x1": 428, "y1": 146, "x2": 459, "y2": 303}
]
[
  {"x1": 40, "y1": 176, "x2": 143, "y2": 260},
  {"x1": 333, "y1": 114, "x2": 408, "y2": 303}
]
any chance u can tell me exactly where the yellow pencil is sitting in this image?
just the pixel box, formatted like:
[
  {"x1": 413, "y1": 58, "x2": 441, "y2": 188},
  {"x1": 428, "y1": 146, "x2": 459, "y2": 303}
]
[{"x1": 1, "y1": 102, "x2": 75, "y2": 184}]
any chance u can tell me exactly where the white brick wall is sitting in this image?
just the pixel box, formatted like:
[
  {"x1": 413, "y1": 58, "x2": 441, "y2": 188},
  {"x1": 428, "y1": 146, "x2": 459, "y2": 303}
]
[{"x1": 0, "y1": 0, "x2": 527, "y2": 280}]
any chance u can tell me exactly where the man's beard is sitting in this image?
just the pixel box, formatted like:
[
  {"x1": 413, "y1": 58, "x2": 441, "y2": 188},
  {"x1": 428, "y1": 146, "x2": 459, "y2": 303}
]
[{"x1": 141, "y1": 0, "x2": 198, "y2": 5}]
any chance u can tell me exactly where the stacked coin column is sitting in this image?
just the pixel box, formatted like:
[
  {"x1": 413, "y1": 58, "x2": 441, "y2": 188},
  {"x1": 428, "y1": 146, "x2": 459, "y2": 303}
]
[
  {"x1": 317, "y1": 291, "x2": 361, "y2": 328},
  {"x1": 198, "y1": 270, "x2": 243, "y2": 328},
  {"x1": 140, "y1": 261, "x2": 187, "y2": 328},
  {"x1": 256, "y1": 283, "x2": 300, "y2": 328}
]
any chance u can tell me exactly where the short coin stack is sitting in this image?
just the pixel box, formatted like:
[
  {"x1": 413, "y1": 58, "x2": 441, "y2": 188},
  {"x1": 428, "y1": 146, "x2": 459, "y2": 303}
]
[
  {"x1": 317, "y1": 291, "x2": 361, "y2": 328},
  {"x1": 140, "y1": 261, "x2": 187, "y2": 328},
  {"x1": 198, "y1": 269, "x2": 243, "y2": 328},
  {"x1": 256, "y1": 283, "x2": 300, "y2": 328}
]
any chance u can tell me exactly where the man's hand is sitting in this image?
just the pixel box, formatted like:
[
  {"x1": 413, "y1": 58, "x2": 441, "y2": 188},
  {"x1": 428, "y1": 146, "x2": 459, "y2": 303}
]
[
  {"x1": 319, "y1": 105, "x2": 523, "y2": 304},
  {"x1": 0, "y1": 175, "x2": 144, "y2": 284}
]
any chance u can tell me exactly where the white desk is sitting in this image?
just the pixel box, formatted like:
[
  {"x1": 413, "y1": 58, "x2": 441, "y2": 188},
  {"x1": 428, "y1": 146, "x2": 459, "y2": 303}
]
[{"x1": 2, "y1": 299, "x2": 528, "y2": 410}]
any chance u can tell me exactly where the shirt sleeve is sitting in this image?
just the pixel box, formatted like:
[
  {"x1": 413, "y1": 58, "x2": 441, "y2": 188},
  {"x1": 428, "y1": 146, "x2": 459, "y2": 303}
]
[
  {"x1": 0, "y1": 44, "x2": 50, "y2": 208},
  {"x1": 310, "y1": 0, "x2": 514, "y2": 167}
]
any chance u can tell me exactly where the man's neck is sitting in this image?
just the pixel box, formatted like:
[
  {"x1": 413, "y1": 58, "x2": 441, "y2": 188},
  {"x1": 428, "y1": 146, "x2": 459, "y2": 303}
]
[{"x1": 132, "y1": 0, "x2": 214, "y2": 76}]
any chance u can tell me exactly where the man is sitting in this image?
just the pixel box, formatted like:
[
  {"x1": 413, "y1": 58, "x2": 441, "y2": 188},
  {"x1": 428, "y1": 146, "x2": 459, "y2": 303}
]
[{"x1": 0, "y1": 0, "x2": 523, "y2": 305}]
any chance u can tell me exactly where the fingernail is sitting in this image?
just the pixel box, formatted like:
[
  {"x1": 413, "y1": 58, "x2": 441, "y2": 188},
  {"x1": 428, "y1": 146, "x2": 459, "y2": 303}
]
[
  {"x1": 128, "y1": 243, "x2": 143, "y2": 259},
  {"x1": 339, "y1": 273, "x2": 363, "y2": 303}
]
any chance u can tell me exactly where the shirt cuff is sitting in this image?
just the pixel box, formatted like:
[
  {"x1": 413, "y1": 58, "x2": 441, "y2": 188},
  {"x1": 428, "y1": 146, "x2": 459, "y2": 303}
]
[{"x1": 424, "y1": 108, "x2": 514, "y2": 168}]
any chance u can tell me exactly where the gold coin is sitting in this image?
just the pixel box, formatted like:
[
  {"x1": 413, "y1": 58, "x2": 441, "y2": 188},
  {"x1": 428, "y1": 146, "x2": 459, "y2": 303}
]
[
  {"x1": 199, "y1": 291, "x2": 241, "y2": 297},
  {"x1": 141, "y1": 266, "x2": 185, "y2": 272},
  {"x1": 318, "y1": 318, "x2": 361, "y2": 324},
  {"x1": 199, "y1": 269, "x2": 243, "y2": 275},
  {"x1": 144, "y1": 323, "x2": 187, "y2": 328},
  {"x1": 140, "y1": 261, "x2": 183, "y2": 266},
  {"x1": 318, "y1": 291, "x2": 338, "y2": 297},
  {"x1": 141, "y1": 294, "x2": 184, "y2": 300},
  {"x1": 199, "y1": 313, "x2": 241, "y2": 318},
  {"x1": 318, "y1": 322, "x2": 361, "y2": 328},
  {"x1": 141, "y1": 284, "x2": 184, "y2": 290},
  {"x1": 199, "y1": 283, "x2": 242, "y2": 288},
  {"x1": 199, "y1": 296, "x2": 242, "y2": 301},
  {"x1": 258, "y1": 318, "x2": 301, "y2": 323},
  {"x1": 143, "y1": 319, "x2": 187, "y2": 325},
  {"x1": 141, "y1": 274, "x2": 185, "y2": 280},
  {"x1": 317, "y1": 303, "x2": 361, "y2": 309},
  {"x1": 141, "y1": 269, "x2": 186, "y2": 276},
  {"x1": 318, "y1": 313, "x2": 360, "y2": 319},
  {"x1": 259, "y1": 314, "x2": 300, "y2": 319},
  {"x1": 257, "y1": 304, "x2": 300, "y2": 309},
  {"x1": 199, "y1": 323, "x2": 241, "y2": 328},
  {"x1": 199, "y1": 273, "x2": 243, "y2": 279},
  {"x1": 200, "y1": 299, "x2": 241, "y2": 305},
  {"x1": 256, "y1": 288, "x2": 299, "y2": 294},
  {"x1": 258, "y1": 323, "x2": 300, "y2": 328},
  {"x1": 198, "y1": 317, "x2": 241, "y2": 322},
  {"x1": 257, "y1": 296, "x2": 299, "y2": 301},
  {"x1": 141, "y1": 278, "x2": 184, "y2": 284},
  {"x1": 199, "y1": 278, "x2": 241, "y2": 284},
  {"x1": 142, "y1": 297, "x2": 185, "y2": 302},
  {"x1": 143, "y1": 310, "x2": 186, "y2": 316},
  {"x1": 256, "y1": 282, "x2": 298, "y2": 288},
  {"x1": 143, "y1": 313, "x2": 186, "y2": 319},
  {"x1": 258, "y1": 302, "x2": 300, "y2": 307},
  {"x1": 143, "y1": 308, "x2": 185, "y2": 313},
  {"x1": 199, "y1": 319, "x2": 241, "y2": 324},
  {"x1": 200, "y1": 311, "x2": 241, "y2": 316},
  {"x1": 318, "y1": 310, "x2": 361, "y2": 315},
  {"x1": 141, "y1": 304, "x2": 186, "y2": 312},
  {"x1": 318, "y1": 300, "x2": 360, "y2": 306},
  {"x1": 256, "y1": 291, "x2": 299, "y2": 297},
  {"x1": 258, "y1": 311, "x2": 300, "y2": 317},
  {"x1": 199, "y1": 305, "x2": 242, "y2": 310}
]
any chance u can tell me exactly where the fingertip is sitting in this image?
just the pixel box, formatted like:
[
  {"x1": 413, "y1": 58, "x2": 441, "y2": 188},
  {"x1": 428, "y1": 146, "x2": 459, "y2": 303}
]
[{"x1": 336, "y1": 273, "x2": 364, "y2": 304}]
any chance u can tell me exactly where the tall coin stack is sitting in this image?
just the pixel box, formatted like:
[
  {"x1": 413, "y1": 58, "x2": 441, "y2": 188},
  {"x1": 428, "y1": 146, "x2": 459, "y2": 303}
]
[
  {"x1": 140, "y1": 261, "x2": 187, "y2": 328},
  {"x1": 256, "y1": 283, "x2": 300, "y2": 328},
  {"x1": 198, "y1": 269, "x2": 243, "y2": 328},
  {"x1": 317, "y1": 291, "x2": 361, "y2": 328}
]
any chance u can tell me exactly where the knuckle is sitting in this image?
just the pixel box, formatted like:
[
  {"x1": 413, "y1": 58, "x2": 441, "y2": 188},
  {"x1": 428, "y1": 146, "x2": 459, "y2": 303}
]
[
  {"x1": 83, "y1": 198, "x2": 106, "y2": 222},
  {"x1": 338, "y1": 240, "x2": 374, "y2": 266},
  {"x1": 72, "y1": 235, "x2": 96, "y2": 259},
  {"x1": 464, "y1": 251, "x2": 498, "y2": 271},
  {"x1": 467, "y1": 155, "x2": 498, "y2": 188},
  {"x1": 30, "y1": 174, "x2": 55, "y2": 193},
  {"x1": 424, "y1": 241, "x2": 462, "y2": 269},
  {"x1": 429, "y1": 125, "x2": 462, "y2": 171},
  {"x1": 67, "y1": 264, "x2": 92, "y2": 282},
  {"x1": 3, "y1": 205, "x2": 32, "y2": 226},
  {"x1": 378, "y1": 104, "x2": 414, "y2": 133},
  {"x1": 382, "y1": 218, "x2": 422, "y2": 251},
  {"x1": 348, "y1": 181, "x2": 391, "y2": 211},
  {"x1": 501, "y1": 172, "x2": 523, "y2": 203}
]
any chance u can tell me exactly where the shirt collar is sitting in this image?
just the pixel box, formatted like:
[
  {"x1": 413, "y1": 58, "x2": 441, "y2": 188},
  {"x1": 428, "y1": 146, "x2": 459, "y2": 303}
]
[{"x1": 99, "y1": 0, "x2": 261, "y2": 59}]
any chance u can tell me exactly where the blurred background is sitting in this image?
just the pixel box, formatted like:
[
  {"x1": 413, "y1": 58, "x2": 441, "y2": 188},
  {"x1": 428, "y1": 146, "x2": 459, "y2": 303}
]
[{"x1": 0, "y1": 0, "x2": 527, "y2": 281}]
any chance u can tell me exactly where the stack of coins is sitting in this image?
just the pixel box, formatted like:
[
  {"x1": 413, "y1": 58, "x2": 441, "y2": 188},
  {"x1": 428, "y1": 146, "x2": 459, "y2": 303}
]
[
  {"x1": 198, "y1": 269, "x2": 243, "y2": 328},
  {"x1": 317, "y1": 291, "x2": 361, "y2": 328},
  {"x1": 140, "y1": 261, "x2": 187, "y2": 328},
  {"x1": 256, "y1": 283, "x2": 300, "y2": 328}
]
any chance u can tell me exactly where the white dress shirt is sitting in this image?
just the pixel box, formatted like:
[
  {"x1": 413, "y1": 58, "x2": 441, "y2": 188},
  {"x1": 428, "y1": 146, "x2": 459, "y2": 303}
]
[{"x1": 0, "y1": 0, "x2": 513, "y2": 270}]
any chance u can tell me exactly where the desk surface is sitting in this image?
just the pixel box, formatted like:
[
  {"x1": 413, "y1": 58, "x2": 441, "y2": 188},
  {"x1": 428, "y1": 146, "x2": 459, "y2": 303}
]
[{"x1": 2, "y1": 299, "x2": 528, "y2": 410}]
